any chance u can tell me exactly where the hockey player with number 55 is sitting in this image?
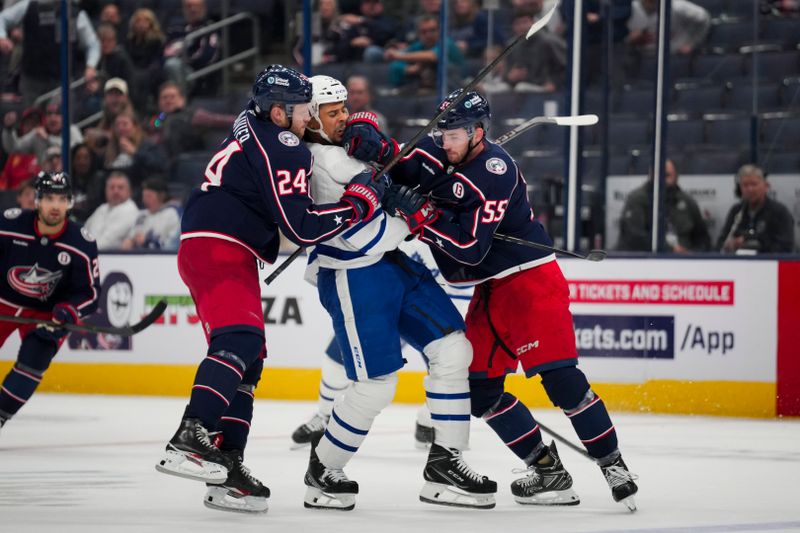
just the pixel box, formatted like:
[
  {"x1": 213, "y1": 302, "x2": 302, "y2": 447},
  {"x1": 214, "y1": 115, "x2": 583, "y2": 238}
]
[
  {"x1": 299, "y1": 75, "x2": 496, "y2": 511},
  {"x1": 154, "y1": 65, "x2": 388, "y2": 514}
]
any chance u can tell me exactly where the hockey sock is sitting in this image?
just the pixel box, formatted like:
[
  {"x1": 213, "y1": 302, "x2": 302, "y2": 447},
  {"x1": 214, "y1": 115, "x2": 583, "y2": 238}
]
[
  {"x1": 423, "y1": 332, "x2": 472, "y2": 450},
  {"x1": 217, "y1": 357, "x2": 263, "y2": 452},
  {"x1": 564, "y1": 389, "x2": 618, "y2": 460},
  {"x1": 0, "y1": 363, "x2": 43, "y2": 416},
  {"x1": 186, "y1": 351, "x2": 247, "y2": 429},
  {"x1": 483, "y1": 392, "x2": 544, "y2": 463},
  {"x1": 318, "y1": 353, "x2": 350, "y2": 417}
]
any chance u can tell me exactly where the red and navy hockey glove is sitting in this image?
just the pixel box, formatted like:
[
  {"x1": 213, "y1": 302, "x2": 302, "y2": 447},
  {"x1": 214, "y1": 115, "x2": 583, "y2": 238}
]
[
  {"x1": 383, "y1": 184, "x2": 439, "y2": 234},
  {"x1": 342, "y1": 111, "x2": 399, "y2": 166},
  {"x1": 35, "y1": 303, "x2": 79, "y2": 342},
  {"x1": 342, "y1": 169, "x2": 391, "y2": 223}
]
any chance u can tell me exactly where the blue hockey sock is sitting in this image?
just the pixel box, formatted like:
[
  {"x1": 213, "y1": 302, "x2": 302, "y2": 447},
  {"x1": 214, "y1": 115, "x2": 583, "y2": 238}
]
[
  {"x1": 217, "y1": 385, "x2": 254, "y2": 451},
  {"x1": 0, "y1": 364, "x2": 43, "y2": 416},
  {"x1": 564, "y1": 390, "x2": 618, "y2": 460},
  {"x1": 185, "y1": 351, "x2": 246, "y2": 429},
  {"x1": 483, "y1": 392, "x2": 544, "y2": 463}
]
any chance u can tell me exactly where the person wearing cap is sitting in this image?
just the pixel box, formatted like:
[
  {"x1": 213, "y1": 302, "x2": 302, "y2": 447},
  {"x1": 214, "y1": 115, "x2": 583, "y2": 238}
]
[
  {"x1": 1, "y1": 98, "x2": 83, "y2": 164},
  {"x1": 0, "y1": 0, "x2": 100, "y2": 105},
  {"x1": 120, "y1": 178, "x2": 180, "y2": 251},
  {"x1": 83, "y1": 78, "x2": 134, "y2": 156}
]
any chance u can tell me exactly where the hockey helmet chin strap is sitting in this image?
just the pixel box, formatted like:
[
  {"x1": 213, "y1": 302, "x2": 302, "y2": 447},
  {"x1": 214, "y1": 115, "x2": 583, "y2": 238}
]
[{"x1": 455, "y1": 124, "x2": 483, "y2": 167}]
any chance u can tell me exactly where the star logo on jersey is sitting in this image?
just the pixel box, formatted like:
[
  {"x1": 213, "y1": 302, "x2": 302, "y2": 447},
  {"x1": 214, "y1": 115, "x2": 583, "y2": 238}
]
[
  {"x1": 435, "y1": 237, "x2": 444, "y2": 247},
  {"x1": 334, "y1": 215, "x2": 343, "y2": 225},
  {"x1": 7, "y1": 263, "x2": 63, "y2": 301},
  {"x1": 278, "y1": 131, "x2": 300, "y2": 147},
  {"x1": 486, "y1": 158, "x2": 507, "y2": 175}
]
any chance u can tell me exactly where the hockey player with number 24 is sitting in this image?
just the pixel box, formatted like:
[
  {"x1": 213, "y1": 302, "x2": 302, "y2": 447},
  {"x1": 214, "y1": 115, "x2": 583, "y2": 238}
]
[
  {"x1": 299, "y1": 75, "x2": 496, "y2": 511},
  {"x1": 343, "y1": 90, "x2": 639, "y2": 511},
  {"x1": 154, "y1": 65, "x2": 388, "y2": 514}
]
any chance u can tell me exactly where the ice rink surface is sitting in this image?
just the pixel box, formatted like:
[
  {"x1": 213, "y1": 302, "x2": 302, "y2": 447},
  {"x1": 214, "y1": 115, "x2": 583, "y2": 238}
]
[{"x1": 1, "y1": 394, "x2": 799, "y2": 533}]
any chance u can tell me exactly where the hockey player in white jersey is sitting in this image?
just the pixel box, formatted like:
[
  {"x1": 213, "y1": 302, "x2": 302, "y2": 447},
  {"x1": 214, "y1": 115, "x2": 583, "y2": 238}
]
[{"x1": 300, "y1": 75, "x2": 496, "y2": 511}]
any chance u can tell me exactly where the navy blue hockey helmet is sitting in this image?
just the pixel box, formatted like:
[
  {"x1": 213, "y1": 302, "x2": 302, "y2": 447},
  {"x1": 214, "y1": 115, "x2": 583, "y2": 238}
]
[
  {"x1": 250, "y1": 65, "x2": 313, "y2": 119},
  {"x1": 436, "y1": 90, "x2": 491, "y2": 131},
  {"x1": 34, "y1": 170, "x2": 72, "y2": 199}
]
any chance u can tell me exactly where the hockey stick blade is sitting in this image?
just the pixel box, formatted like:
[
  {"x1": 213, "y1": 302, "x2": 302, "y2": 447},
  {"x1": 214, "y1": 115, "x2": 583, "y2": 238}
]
[
  {"x1": 494, "y1": 233, "x2": 606, "y2": 262},
  {"x1": 493, "y1": 114, "x2": 599, "y2": 145},
  {"x1": 0, "y1": 299, "x2": 168, "y2": 336}
]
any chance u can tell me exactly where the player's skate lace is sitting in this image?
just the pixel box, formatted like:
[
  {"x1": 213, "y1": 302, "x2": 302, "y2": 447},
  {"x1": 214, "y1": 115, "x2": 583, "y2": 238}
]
[
  {"x1": 304, "y1": 413, "x2": 327, "y2": 433},
  {"x1": 323, "y1": 467, "x2": 351, "y2": 484},
  {"x1": 512, "y1": 466, "x2": 541, "y2": 487},
  {"x1": 603, "y1": 465, "x2": 638, "y2": 489},
  {"x1": 449, "y1": 449, "x2": 484, "y2": 484}
]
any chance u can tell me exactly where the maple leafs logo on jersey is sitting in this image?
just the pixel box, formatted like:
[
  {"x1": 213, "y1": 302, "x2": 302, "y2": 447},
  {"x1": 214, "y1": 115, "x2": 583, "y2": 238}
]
[
  {"x1": 7, "y1": 263, "x2": 63, "y2": 300},
  {"x1": 485, "y1": 157, "x2": 507, "y2": 175}
]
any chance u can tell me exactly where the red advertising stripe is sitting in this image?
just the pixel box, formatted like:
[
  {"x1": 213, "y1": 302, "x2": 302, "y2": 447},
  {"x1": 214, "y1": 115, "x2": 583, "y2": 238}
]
[
  {"x1": 568, "y1": 280, "x2": 734, "y2": 305},
  {"x1": 777, "y1": 262, "x2": 800, "y2": 417}
]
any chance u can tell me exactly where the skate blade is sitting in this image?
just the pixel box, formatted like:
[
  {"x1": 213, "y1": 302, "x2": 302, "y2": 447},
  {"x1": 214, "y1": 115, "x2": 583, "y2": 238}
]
[
  {"x1": 514, "y1": 488, "x2": 580, "y2": 506},
  {"x1": 204, "y1": 486, "x2": 269, "y2": 514},
  {"x1": 303, "y1": 486, "x2": 356, "y2": 511},
  {"x1": 620, "y1": 495, "x2": 637, "y2": 512},
  {"x1": 155, "y1": 450, "x2": 228, "y2": 483},
  {"x1": 419, "y1": 481, "x2": 496, "y2": 509},
  {"x1": 414, "y1": 440, "x2": 432, "y2": 450},
  {"x1": 290, "y1": 441, "x2": 312, "y2": 451}
]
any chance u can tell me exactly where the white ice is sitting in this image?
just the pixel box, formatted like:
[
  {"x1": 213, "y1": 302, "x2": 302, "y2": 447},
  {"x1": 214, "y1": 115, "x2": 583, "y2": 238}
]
[{"x1": 1, "y1": 394, "x2": 799, "y2": 533}]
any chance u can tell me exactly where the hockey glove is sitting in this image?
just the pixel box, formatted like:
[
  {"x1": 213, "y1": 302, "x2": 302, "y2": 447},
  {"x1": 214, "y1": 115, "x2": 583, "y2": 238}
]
[
  {"x1": 342, "y1": 169, "x2": 391, "y2": 223},
  {"x1": 34, "y1": 303, "x2": 79, "y2": 342},
  {"x1": 383, "y1": 184, "x2": 439, "y2": 234},
  {"x1": 342, "y1": 111, "x2": 399, "y2": 166}
]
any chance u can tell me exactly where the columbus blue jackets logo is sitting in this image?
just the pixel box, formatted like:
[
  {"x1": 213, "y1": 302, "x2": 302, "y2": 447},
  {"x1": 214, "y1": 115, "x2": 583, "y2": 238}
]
[
  {"x1": 486, "y1": 158, "x2": 507, "y2": 175},
  {"x1": 7, "y1": 263, "x2": 63, "y2": 300},
  {"x1": 4, "y1": 207, "x2": 21, "y2": 219},
  {"x1": 278, "y1": 131, "x2": 300, "y2": 147}
]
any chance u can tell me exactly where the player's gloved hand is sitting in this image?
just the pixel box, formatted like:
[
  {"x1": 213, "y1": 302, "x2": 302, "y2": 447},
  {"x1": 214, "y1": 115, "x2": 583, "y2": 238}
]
[
  {"x1": 382, "y1": 184, "x2": 439, "y2": 234},
  {"x1": 34, "y1": 303, "x2": 79, "y2": 342},
  {"x1": 342, "y1": 111, "x2": 399, "y2": 166},
  {"x1": 342, "y1": 169, "x2": 391, "y2": 223}
]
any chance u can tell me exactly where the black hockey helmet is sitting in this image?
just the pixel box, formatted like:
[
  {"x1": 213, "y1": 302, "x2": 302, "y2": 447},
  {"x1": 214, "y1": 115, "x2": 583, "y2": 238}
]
[
  {"x1": 34, "y1": 170, "x2": 72, "y2": 200},
  {"x1": 436, "y1": 89, "x2": 491, "y2": 132},
  {"x1": 250, "y1": 65, "x2": 312, "y2": 120}
]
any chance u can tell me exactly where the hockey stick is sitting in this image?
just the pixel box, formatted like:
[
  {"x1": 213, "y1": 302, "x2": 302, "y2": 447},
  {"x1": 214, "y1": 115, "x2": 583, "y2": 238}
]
[
  {"x1": 494, "y1": 233, "x2": 606, "y2": 261},
  {"x1": 493, "y1": 114, "x2": 598, "y2": 145},
  {"x1": 536, "y1": 419, "x2": 595, "y2": 461},
  {"x1": 0, "y1": 299, "x2": 168, "y2": 336},
  {"x1": 263, "y1": 1, "x2": 560, "y2": 285}
]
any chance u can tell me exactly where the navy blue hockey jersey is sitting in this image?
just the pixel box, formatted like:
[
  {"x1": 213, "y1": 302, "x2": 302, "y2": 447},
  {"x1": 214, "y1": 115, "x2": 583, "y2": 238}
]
[
  {"x1": 392, "y1": 137, "x2": 554, "y2": 285},
  {"x1": 181, "y1": 109, "x2": 357, "y2": 263},
  {"x1": 0, "y1": 209, "x2": 100, "y2": 315}
]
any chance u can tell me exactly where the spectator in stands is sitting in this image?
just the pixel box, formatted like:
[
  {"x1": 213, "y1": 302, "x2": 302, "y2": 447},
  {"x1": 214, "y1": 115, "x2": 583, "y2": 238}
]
[
  {"x1": 345, "y1": 75, "x2": 388, "y2": 131},
  {"x1": 38, "y1": 145, "x2": 63, "y2": 174},
  {"x1": 333, "y1": 0, "x2": 402, "y2": 63},
  {"x1": 403, "y1": 0, "x2": 440, "y2": 42},
  {"x1": 121, "y1": 178, "x2": 180, "y2": 251},
  {"x1": 70, "y1": 142, "x2": 104, "y2": 222},
  {"x1": 479, "y1": 45, "x2": 511, "y2": 94},
  {"x1": 97, "y1": 22, "x2": 134, "y2": 84},
  {"x1": 627, "y1": 0, "x2": 710, "y2": 55},
  {"x1": 0, "y1": 0, "x2": 100, "y2": 105},
  {"x1": 0, "y1": 106, "x2": 42, "y2": 190},
  {"x1": 450, "y1": 0, "x2": 507, "y2": 59},
  {"x1": 84, "y1": 78, "x2": 135, "y2": 156},
  {"x1": 83, "y1": 170, "x2": 139, "y2": 250},
  {"x1": 163, "y1": 0, "x2": 220, "y2": 97},
  {"x1": 2, "y1": 99, "x2": 82, "y2": 165},
  {"x1": 15, "y1": 178, "x2": 35, "y2": 209},
  {"x1": 126, "y1": 8, "x2": 166, "y2": 110},
  {"x1": 102, "y1": 112, "x2": 166, "y2": 188},
  {"x1": 99, "y1": 2, "x2": 124, "y2": 42},
  {"x1": 387, "y1": 15, "x2": 465, "y2": 94},
  {"x1": 717, "y1": 164, "x2": 795, "y2": 254},
  {"x1": 618, "y1": 158, "x2": 711, "y2": 252},
  {"x1": 293, "y1": 0, "x2": 345, "y2": 66},
  {"x1": 504, "y1": 11, "x2": 565, "y2": 92}
]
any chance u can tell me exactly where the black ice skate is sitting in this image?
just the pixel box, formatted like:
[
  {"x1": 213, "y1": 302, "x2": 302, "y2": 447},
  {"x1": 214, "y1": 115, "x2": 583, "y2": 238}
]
[
  {"x1": 155, "y1": 418, "x2": 233, "y2": 483},
  {"x1": 204, "y1": 450, "x2": 270, "y2": 514},
  {"x1": 420, "y1": 443, "x2": 497, "y2": 509},
  {"x1": 414, "y1": 421, "x2": 434, "y2": 450},
  {"x1": 291, "y1": 413, "x2": 328, "y2": 450},
  {"x1": 511, "y1": 441, "x2": 580, "y2": 506},
  {"x1": 600, "y1": 454, "x2": 639, "y2": 512},
  {"x1": 303, "y1": 437, "x2": 358, "y2": 511}
]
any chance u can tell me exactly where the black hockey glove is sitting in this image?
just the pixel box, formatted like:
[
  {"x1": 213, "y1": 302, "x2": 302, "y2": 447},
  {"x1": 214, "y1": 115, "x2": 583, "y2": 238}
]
[
  {"x1": 342, "y1": 111, "x2": 399, "y2": 166},
  {"x1": 34, "y1": 302, "x2": 79, "y2": 343},
  {"x1": 383, "y1": 184, "x2": 439, "y2": 234}
]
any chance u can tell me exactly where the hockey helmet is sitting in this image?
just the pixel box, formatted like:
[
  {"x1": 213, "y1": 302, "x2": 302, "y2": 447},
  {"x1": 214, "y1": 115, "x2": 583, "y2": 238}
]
[
  {"x1": 34, "y1": 170, "x2": 72, "y2": 200},
  {"x1": 250, "y1": 65, "x2": 313, "y2": 120},
  {"x1": 436, "y1": 89, "x2": 491, "y2": 132},
  {"x1": 308, "y1": 75, "x2": 348, "y2": 142}
]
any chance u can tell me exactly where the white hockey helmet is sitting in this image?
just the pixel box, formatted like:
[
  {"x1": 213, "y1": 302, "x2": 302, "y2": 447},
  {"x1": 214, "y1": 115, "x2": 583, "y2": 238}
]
[{"x1": 308, "y1": 75, "x2": 348, "y2": 142}]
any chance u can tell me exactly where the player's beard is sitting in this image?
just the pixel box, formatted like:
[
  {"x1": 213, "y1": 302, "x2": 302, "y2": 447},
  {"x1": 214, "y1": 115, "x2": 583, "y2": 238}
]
[{"x1": 39, "y1": 210, "x2": 66, "y2": 228}]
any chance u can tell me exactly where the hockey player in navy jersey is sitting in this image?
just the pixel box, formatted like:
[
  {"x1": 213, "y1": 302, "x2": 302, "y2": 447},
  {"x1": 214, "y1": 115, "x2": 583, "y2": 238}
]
[
  {"x1": 0, "y1": 171, "x2": 100, "y2": 434},
  {"x1": 298, "y1": 75, "x2": 496, "y2": 511},
  {"x1": 154, "y1": 65, "x2": 388, "y2": 514},
  {"x1": 343, "y1": 90, "x2": 639, "y2": 511}
]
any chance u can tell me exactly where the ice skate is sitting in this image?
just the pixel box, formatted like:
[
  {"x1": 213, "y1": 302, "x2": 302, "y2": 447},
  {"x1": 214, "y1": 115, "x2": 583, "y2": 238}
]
[
  {"x1": 511, "y1": 441, "x2": 580, "y2": 506},
  {"x1": 414, "y1": 421, "x2": 434, "y2": 450},
  {"x1": 601, "y1": 454, "x2": 639, "y2": 512},
  {"x1": 155, "y1": 418, "x2": 232, "y2": 483},
  {"x1": 203, "y1": 450, "x2": 270, "y2": 514},
  {"x1": 303, "y1": 439, "x2": 358, "y2": 511},
  {"x1": 420, "y1": 443, "x2": 497, "y2": 509},
  {"x1": 291, "y1": 413, "x2": 328, "y2": 450},
  {"x1": 0, "y1": 412, "x2": 8, "y2": 435}
]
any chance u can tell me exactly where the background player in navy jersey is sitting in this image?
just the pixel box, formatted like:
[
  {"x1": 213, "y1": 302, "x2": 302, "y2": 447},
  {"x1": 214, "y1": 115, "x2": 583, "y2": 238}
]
[
  {"x1": 296, "y1": 75, "x2": 495, "y2": 511},
  {"x1": 154, "y1": 65, "x2": 388, "y2": 514},
  {"x1": 0, "y1": 171, "x2": 100, "y2": 434},
  {"x1": 343, "y1": 90, "x2": 639, "y2": 511}
]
